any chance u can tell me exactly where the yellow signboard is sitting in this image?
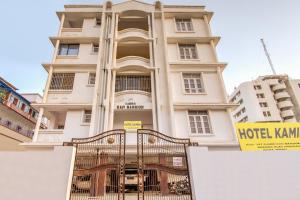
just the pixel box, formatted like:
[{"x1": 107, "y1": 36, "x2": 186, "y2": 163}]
[
  {"x1": 236, "y1": 123, "x2": 300, "y2": 151},
  {"x1": 124, "y1": 121, "x2": 142, "y2": 130}
]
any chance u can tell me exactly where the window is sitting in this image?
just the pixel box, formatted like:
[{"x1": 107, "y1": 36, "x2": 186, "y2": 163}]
[
  {"x1": 88, "y1": 73, "x2": 96, "y2": 85},
  {"x1": 96, "y1": 18, "x2": 101, "y2": 26},
  {"x1": 5, "y1": 120, "x2": 11, "y2": 127},
  {"x1": 239, "y1": 116, "x2": 248, "y2": 123},
  {"x1": 92, "y1": 44, "x2": 99, "y2": 53},
  {"x1": 259, "y1": 102, "x2": 268, "y2": 107},
  {"x1": 50, "y1": 73, "x2": 75, "y2": 90},
  {"x1": 12, "y1": 98, "x2": 18, "y2": 106},
  {"x1": 58, "y1": 44, "x2": 79, "y2": 56},
  {"x1": 179, "y1": 44, "x2": 198, "y2": 59},
  {"x1": 263, "y1": 111, "x2": 271, "y2": 117},
  {"x1": 298, "y1": 83, "x2": 300, "y2": 88},
  {"x1": 21, "y1": 103, "x2": 26, "y2": 111},
  {"x1": 256, "y1": 93, "x2": 265, "y2": 98},
  {"x1": 238, "y1": 99, "x2": 243, "y2": 105},
  {"x1": 57, "y1": 125, "x2": 65, "y2": 129},
  {"x1": 115, "y1": 76, "x2": 151, "y2": 93},
  {"x1": 83, "y1": 110, "x2": 92, "y2": 123},
  {"x1": 182, "y1": 73, "x2": 204, "y2": 93},
  {"x1": 188, "y1": 111, "x2": 212, "y2": 135},
  {"x1": 32, "y1": 111, "x2": 37, "y2": 118},
  {"x1": 175, "y1": 18, "x2": 193, "y2": 32},
  {"x1": 254, "y1": 85, "x2": 262, "y2": 90},
  {"x1": 16, "y1": 125, "x2": 22, "y2": 132}
]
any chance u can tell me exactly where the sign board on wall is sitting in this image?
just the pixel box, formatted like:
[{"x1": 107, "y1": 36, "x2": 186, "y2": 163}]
[
  {"x1": 124, "y1": 121, "x2": 142, "y2": 130},
  {"x1": 236, "y1": 123, "x2": 300, "y2": 151},
  {"x1": 173, "y1": 157, "x2": 183, "y2": 167}
]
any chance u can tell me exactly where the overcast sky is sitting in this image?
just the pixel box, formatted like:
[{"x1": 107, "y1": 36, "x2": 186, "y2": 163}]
[{"x1": 0, "y1": 0, "x2": 299, "y2": 95}]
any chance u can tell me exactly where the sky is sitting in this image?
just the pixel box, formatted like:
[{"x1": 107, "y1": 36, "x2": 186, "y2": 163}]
[{"x1": 0, "y1": 0, "x2": 300, "y2": 95}]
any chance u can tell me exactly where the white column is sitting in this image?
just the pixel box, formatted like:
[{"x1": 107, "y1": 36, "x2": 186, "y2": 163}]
[
  {"x1": 150, "y1": 71, "x2": 157, "y2": 130},
  {"x1": 217, "y1": 66, "x2": 228, "y2": 102},
  {"x1": 89, "y1": 9, "x2": 107, "y2": 136},
  {"x1": 108, "y1": 70, "x2": 116, "y2": 129},
  {"x1": 203, "y1": 15, "x2": 212, "y2": 36}
]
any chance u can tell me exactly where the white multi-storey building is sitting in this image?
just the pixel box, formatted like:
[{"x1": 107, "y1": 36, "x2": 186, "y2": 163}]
[
  {"x1": 31, "y1": 0, "x2": 236, "y2": 147},
  {"x1": 230, "y1": 75, "x2": 300, "y2": 123}
]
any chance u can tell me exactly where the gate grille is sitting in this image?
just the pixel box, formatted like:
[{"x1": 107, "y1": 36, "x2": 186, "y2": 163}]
[
  {"x1": 65, "y1": 130, "x2": 126, "y2": 200},
  {"x1": 137, "y1": 129, "x2": 193, "y2": 200}
]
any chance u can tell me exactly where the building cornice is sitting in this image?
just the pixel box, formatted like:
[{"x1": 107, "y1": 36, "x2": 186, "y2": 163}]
[
  {"x1": 49, "y1": 36, "x2": 99, "y2": 46},
  {"x1": 173, "y1": 103, "x2": 238, "y2": 110}
]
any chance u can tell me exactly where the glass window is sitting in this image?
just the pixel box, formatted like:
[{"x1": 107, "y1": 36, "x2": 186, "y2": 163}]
[
  {"x1": 182, "y1": 73, "x2": 204, "y2": 93},
  {"x1": 83, "y1": 110, "x2": 92, "y2": 123},
  {"x1": 188, "y1": 111, "x2": 212, "y2": 135},
  {"x1": 88, "y1": 73, "x2": 96, "y2": 85},
  {"x1": 92, "y1": 43, "x2": 99, "y2": 53},
  {"x1": 175, "y1": 18, "x2": 193, "y2": 32},
  {"x1": 58, "y1": 44, "x2": 79, "y2": 56},
  {"x1": 179, "y1": 44, "x2": 198, "y2": 59}
]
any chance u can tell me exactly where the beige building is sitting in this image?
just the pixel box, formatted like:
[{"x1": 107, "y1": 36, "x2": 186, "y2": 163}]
[
  {"x1": 229, "y1": 75, "x2": 300, "y2": 123},
  {"x1": 31, "y1": 0, "x2": 236, "y2": 147}
]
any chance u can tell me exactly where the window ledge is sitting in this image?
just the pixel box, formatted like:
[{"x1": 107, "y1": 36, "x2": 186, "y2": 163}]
[
  {"x1": 86, "y1": 84, "x2": 95, "y2": 87},
  {"x1": 48, "y1": 90, "x2": 72, "y2": 94},
  {"x1": 184, "y1": 92, "x2": 207, "y2": 95},
  {"x1": 81, "y1": 123, "x2": 91, "y2": 126},
  {"x1": 189, "y1": 133, "x2": 215, "y2": 137},
  {"x1": 56, "y1": 55, "x2": 78, "y2": 59},
  {"x1": 179, "y1": 59, "x2": 201, "y2": 61},
  {"x1": 175, "y1": 31, "x2": 195, "y2": 33}
]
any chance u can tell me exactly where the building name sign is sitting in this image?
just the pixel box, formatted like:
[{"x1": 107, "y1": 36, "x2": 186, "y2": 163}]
[
  {"x1": 116, "y1": 99, "x2": 144, "y2": 110},
  {"x1": 236, "y1": 123, "x2": 300, "y2": 151}
]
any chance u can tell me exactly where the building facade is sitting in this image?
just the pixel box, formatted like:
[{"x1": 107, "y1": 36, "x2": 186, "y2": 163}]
[
  {"x1": 229, "y1": 75, "x2": 300, "y2": 123},
  {"x1": 32, "y1": 0, "x2": 236, "y2": 147},
  {"x1": 0, "y1": 77, "x2": 43, "y2": 150}
]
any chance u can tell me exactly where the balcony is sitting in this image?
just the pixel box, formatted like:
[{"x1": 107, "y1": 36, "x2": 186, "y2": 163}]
[
  {"x1": 284, "y1": 118, "x2": 297, "y2": 122},
  {"x1": 277, "y1": 100, "x2": 293, "y2": 109},
  {"x1": 265, "y1": 78, "x2": 279, "y2": 86},
  {"x1": 118, "y1": 28, "x2": 149, "y2": 40},
  {"x1": 272, "y1": 83, "x2": 286, "y2": 92},
  {"x1": 274, "y1": 91, "x2": 290, "y2": 100},
  {"x1": 0, "y1": 119, "x2": 34, "y2": 138},
  {"x1": 37, "y1": 129, "x2": 64, "y2": 143},
  {"x1": 61, "y1": 28, "x2": 83, "y2": 37},
  {"x1": 116, "y1": 56, "x2": 150, "y2": 69},
  {"x1": 281, "y1": 109, "x2": 295, "y2": 118}
]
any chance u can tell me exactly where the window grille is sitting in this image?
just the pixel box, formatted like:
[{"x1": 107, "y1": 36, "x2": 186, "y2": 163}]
[
  {"x1": 115, "y1": 76, "x2": 151, "y2": 93},
  {"x1": 58, "y1": 44, "x2": 79, "y2": 56},
  {"x1": 188, "y1": 111, "x2": 212, "y2": 135},
  {"x1": 179, "y1": 44, "x2": 198, "y2": 59},
  {"x1": 50, "y1": 73, "x2": 75, "y2": 90},
  {"x1": 175, "y1": 18, "x2": 193, "y2": 32},
  {"x1": 83, "y1": 110, "x2": 92, "y2": 123},
  {"x1": 88, "y1": 73, "x2": 96, "y2": 85},
  {"x1": 182, "y1": 73, "x2": 204, "y2": 93}
]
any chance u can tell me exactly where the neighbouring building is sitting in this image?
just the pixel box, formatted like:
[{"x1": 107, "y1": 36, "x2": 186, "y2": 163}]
[
  {"x1": 0, "y1": 77, "x2": 44, "y2": 150},
  {"x1": 229, "y1": 74, "x2": 300, "y2": 123}
]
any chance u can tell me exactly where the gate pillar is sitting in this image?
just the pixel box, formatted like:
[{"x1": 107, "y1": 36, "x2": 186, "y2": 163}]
[{"x1": 159, "y1": 154, "x2": 169, "y2": 195}]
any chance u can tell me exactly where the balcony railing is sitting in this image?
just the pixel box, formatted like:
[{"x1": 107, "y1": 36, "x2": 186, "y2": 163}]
[
  {"x1": 116, "y1": 56, "x2": 150, "y2": 68},
  {"x1": 118, "y1": 28, "x2": 149, "y2": 40},
  {"x1": 115, "y1": 75, "x2": 151, "y2": 93},
  {"x1": 0, "y1": 119, "x2": 34, "y2": 138}
]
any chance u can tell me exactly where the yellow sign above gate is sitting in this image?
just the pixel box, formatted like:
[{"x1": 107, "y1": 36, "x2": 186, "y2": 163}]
[
  {"x1": 124, "y1": 121, "x2": 142, "y2": 129},
  {"x1": 236, "y1": 123, "x2": 300, "y2": 151}
]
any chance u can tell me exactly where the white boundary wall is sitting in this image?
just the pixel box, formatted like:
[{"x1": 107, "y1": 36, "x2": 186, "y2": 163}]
[
  {"x1": 0, "y1": 146, "x2": 73, "y2": 200},
  {"x1": 188, "y1": 147, "x2": 300, "y2": 200}
]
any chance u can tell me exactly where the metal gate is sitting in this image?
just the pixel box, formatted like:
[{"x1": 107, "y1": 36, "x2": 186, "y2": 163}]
[
  {"x1": 64, "y1": 129, "x2": 126, "y2": 200},
  {"x1": 137, "y1": 129, "x2": 193, "y2": 200}
]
